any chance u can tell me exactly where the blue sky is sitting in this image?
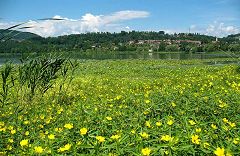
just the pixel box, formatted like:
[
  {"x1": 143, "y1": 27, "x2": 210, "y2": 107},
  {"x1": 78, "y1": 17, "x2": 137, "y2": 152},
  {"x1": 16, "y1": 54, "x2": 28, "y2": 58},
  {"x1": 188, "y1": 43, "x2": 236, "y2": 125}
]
[{"x1": 0, "y1": 0, "x2": 239, "y2": 37}]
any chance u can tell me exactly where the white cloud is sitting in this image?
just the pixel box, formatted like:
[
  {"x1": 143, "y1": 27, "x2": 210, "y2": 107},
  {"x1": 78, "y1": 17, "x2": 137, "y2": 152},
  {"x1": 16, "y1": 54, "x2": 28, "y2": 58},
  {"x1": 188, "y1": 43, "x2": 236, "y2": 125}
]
[
  {"x1": 205, "y1": 22, "x2": 239, "y2": 37},
  {"x1": 102, "y1": 10, "x2": 149, "y2": 24},
  {"x1": 188, "y1": 21, "x2": 239, "y2": 37},
  {"x1": 0, "y1": 10, "x2": 149, "y2": 37}
]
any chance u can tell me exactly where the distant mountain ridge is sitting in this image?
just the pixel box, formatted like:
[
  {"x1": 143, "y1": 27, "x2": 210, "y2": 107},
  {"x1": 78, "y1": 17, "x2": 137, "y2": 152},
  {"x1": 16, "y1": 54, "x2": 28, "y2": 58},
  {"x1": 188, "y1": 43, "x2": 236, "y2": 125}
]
[{"x1": 0, "y1": 29, "x2": 41, "y2": 41}]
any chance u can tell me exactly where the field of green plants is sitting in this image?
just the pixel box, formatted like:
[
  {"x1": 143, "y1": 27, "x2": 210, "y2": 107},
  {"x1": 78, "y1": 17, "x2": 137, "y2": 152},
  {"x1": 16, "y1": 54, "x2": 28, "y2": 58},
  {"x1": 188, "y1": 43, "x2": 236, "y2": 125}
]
[{"x1": 0, "y1": 58, "x2": 239, "y2": 155}]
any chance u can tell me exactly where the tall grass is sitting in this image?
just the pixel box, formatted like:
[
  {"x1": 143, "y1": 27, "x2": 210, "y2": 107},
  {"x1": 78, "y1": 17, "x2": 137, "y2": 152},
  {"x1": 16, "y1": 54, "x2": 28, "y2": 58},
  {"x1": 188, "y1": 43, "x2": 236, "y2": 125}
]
[{"x1": 0, "y1": 55, "x2": 78, "y2": 113}]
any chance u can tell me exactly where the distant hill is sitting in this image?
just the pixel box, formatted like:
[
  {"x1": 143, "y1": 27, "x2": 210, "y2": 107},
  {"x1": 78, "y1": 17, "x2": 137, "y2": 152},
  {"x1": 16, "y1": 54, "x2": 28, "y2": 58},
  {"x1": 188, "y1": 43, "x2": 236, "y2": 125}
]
[
  {"x1": 227, "y1": 33, "x2": 240, "y2": 38},
  {"x1": 0, "y1": 29, "x2": 41, "y2": 41},
  {"x1": 0, "y1": 30, "x2": 239, "y2": 53},
  {"x1": 222, "y1": 33, "x2": 240, "y2": 42}
]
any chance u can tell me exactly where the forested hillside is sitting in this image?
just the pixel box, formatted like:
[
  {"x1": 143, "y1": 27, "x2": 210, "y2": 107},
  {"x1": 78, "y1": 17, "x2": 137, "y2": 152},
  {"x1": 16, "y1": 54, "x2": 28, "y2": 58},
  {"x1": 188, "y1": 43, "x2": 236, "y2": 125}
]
[{"x1": 0, "y1": 30, "x2": 239, "y2": 53}]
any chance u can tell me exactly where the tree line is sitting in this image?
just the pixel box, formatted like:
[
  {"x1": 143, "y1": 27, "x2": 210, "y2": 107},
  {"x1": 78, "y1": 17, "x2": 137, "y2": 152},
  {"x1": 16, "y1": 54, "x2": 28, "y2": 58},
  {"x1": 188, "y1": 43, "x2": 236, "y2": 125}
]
[{"x1": 0, "y1": 30, "x2": 239, "y2": 54}]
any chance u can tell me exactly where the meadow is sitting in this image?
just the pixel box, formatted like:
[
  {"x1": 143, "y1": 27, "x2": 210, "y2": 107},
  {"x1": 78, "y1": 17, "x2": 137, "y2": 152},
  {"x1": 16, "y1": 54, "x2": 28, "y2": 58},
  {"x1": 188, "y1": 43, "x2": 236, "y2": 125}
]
[{"x1": 0, "y1": 58, "x2": 239, "y2": 155}]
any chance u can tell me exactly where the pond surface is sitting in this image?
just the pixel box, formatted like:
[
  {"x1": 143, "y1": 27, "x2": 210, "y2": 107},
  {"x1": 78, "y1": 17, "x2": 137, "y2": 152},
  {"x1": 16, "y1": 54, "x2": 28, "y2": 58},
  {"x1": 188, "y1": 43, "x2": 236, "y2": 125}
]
[
  {"x1": 0, "y1": 52, "x2": 239, "y2": 65},
  {"x1": 66, "y1": 51, "x2": 240, "y2": 60}
]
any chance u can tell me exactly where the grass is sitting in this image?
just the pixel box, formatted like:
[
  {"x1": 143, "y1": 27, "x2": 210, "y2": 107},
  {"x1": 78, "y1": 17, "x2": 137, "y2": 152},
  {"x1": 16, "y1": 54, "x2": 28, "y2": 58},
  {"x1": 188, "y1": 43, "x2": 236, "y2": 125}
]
[{"x1": 0, "y1": 58, "x2": 239, "y2": 155}]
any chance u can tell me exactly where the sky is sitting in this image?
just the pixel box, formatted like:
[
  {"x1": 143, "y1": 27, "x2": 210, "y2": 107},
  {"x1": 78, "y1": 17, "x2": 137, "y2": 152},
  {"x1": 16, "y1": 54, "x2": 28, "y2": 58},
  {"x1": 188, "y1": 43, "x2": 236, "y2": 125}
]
[{"x1": 0, "y1": 0, "x2": 239, "y2": 37}]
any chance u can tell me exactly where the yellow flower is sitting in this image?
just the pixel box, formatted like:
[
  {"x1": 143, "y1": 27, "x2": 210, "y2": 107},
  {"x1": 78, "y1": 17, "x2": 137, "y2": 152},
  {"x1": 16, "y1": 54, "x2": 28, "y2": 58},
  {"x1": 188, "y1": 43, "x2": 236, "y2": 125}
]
[
  {"x1": 167, "y1": 120, "x2": 174, "y2": 126},
  {"x1": 131, "y1": 129, "x2": 136, "y2": 134},
  {"x1": 45, "y1": 119, "x2": 51, "y2": 124},
  {"x1": 211, "y1": 124, "x2": 217, "y2": 130},
  {"x1": 96, "y1": 136, "x2": 105, "y2": 143},
  {"x1": 214, "y1": 147, "x2": 225, "y2": 156},
  {"x1": 34, "y1": 146, "x2": 43, "y2": 154},
  {"x1": 141, "y1": 147, "x2": 151, "y2": 156},
  {"x1": 7, "y1": 145, "x2": 12, "y2": 150},
  {"x1": 80, "y1": 128, "x2": 88, "y2": 135},
  {"x1": 140, "y1": 132, "x2": 149, "y2": 139},
  {"x1": 48, "y1": 134, "x2": 55, "y2": 140},
  {"x1": 10, "y1": 129, "x2": 16, "y2": 134},
  {"x1": 24, "y1": 121, "x2": 29, "y2": 125},
  {"x1": 161, "y1": 135, "x2": 173, "y2": 142},
  {"x1": 218, "y1": 100, "x2": 227, "y2": 108},
  {"x1": 143, "y1": 111, "x2": 150, "y2": 115},
  {"x1": 106, "y1": 117, "x2": 112, "y2": 121},
  {"x1": 64, "y1": 144, "x2": 71, "y2": 150},
  {"x1": 111, "y1": 134, "x2": 121, "y2": 140},
  {"x1": 189, "y1": 120, "x2": 196, "y2": 125},
  {"x1": 222, "y1": 118, "x2": 228, "y2": 123},
  {"x1": 228, "y1": 122, "x2": 236, "y2": 128},
  {"x1": 233, "y1": 138, "x2": 239, "y2": 144},
  {"x1": 20, "y1": 139, "x2": 29, "y2": 147},
  {"x1": 64, "y1": 123, "x2": 73, "y2": 129},
  {"x1": 145, "y1": 121, "x2": 151, "y2": 128},
  {"x1": 0, "y1": 127, "x2": 6, "y2": 132},
  {"x1": 55, "y1": 127, "x2": 63, "y2": 132},
  {"x1": 39, "y1": 132, "x2": 45, "y2": 139},
  {"x1": 25, "y1": 131, "x2": 29, "y2": 136},
  {"x1": 116, "y1": 95, "x2": 122, "y2": 100},
  {"x1": 195, "y1": 128, "x2": 201, "y2": 133},
  {"x1": 164, "y1": 150, "x2": 169, "y2": 155},
  {"x1": 76, "y1": 141, "x2": 82, "y2": 145},
  {"x1": 8, "y1": 126, "x2": 13, "y2": 130},
  {"x1": 58, "y1": 147, "x2": 64, "y2": 152},
  {"x1": 171, "y1": 102, "x2": 176, "y2": 107},
  {"x1": 57, "y1": 108, "x2": 64, "y2": 114},
  {"x1": 40, "y1": 114, "x2": 45, "y2": 119},
  {"x1": 145, "y1": 100, "x2": 151, "y2": 104},
  {"x1": 203, "y1": 142, "x2": 210, "y2": 148},
  {"x1": 58, "y1": 143, "x2": 71, "y2": 152},
  {"x1": 191, "y1": 135, "x2": 200, "y2": 144},
  {"x1": 0, "y1": 122, "x2": 5, "y2": 126},
  {"x1": 8, "y1": 138, "x2": 14, "y2": 143},
  {"x1": 156, "y1": 121, "x2": 162, "y2": 127},
  {"x1": 109, "y1": 153, "x2": 117, "y2": 156}
]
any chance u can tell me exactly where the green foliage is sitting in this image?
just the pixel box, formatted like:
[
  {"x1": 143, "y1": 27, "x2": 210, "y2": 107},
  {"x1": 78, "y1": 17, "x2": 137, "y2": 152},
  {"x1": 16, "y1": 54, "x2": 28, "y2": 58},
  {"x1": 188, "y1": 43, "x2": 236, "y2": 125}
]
[
  {"x1": 0, "y1": 29, "x2": 239, "y2": 55},
  {"x1": 0, "y1": 31, "x2": 224, "y2": 54},
  {"x1": 203, "y1": 43, "x2": 219, "y2": 52},
  {"x1": 0, "y1": 29, "x2": 40, "y2": 41},
  {"x1": 165, "y1": 44, "x2": 179, "y2": 52},
  {"x1": 0, "y1": 63, "x2": 15, "y2": 107},
  {"x1": 0, "y1": 59, "x2": 239, "y2": 155},
  {"x1": 19, "y1": 57, "x2": 61, "y2": 96},
  {"x1": 158, "y1": 42, "x2": 166, "y2": 51},
  {"x1": 228, "y1": 44, "x2": 240, "y2": 52},
  {"x1": 18, "y1": 56, "x2": 78, "y2": 99}
]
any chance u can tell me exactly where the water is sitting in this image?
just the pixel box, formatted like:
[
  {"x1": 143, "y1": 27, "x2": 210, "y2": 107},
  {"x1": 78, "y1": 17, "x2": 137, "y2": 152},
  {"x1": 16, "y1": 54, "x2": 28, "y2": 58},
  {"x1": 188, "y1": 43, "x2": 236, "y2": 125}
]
[
  {"x1": 0, "y1": 55, "x2": 21, "y2": 65},
  {"x1": 0, "y1": 52, "x2": 239, "y2": 65},
  {"x1": 69, "y1": 52, "x2": 240, "y2": 60}
]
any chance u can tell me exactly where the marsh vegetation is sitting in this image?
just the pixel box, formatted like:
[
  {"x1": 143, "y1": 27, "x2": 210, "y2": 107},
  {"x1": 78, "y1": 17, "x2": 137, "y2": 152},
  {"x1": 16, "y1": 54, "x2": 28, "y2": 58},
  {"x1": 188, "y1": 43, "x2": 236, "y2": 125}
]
[{"x1": 0, "y1": 58, "x2": 239, "y2": 155}]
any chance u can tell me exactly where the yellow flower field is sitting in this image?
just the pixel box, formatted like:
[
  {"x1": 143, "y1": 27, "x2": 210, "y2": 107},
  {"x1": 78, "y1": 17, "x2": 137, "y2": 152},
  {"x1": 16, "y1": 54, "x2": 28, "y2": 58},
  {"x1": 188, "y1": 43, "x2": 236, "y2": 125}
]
[{"x1": 0, "y1": 59, "x2": 239, "y2": 155}]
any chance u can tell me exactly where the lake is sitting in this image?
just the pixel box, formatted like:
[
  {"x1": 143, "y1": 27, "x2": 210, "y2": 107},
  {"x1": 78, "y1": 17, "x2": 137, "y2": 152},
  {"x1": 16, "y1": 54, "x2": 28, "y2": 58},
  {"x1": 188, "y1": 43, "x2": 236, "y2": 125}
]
[{"x1": 0, "y1": 52, "x2": 239, "y2": 65}]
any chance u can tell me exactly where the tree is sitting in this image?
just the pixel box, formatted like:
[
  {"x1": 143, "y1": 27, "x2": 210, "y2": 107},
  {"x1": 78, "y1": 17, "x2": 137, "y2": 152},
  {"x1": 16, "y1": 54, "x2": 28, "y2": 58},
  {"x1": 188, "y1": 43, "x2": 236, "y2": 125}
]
[
  {"x1": 165, "y1": 44, "x2": 179, "y2": 52},
  {"x1": 203, "y1": 43, "x2": 219, "y2": 52},
  {"x1": 228, "y1": 44, "x2": 240, "y2": 52},
  {"x1": 158, "y1": 42, "x2": 166, "y2": 51}
]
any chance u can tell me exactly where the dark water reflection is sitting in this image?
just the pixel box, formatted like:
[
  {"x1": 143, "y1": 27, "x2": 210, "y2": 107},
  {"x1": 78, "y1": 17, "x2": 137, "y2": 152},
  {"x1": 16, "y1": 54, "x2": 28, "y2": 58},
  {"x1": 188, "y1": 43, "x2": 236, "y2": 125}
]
[
  {"x1": 70, "y1": 52, "x2": 239, "y2": 60},
  {"x1": 0, "y1": 52, "x2": 239, "y2": 65}
]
